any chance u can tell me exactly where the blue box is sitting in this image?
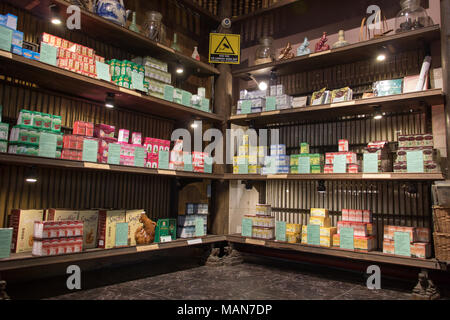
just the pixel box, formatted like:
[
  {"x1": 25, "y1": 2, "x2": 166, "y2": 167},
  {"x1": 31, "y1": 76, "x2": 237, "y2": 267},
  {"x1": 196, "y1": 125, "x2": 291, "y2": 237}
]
[
  {"x1": 0, "y1": 15, "x2": 5, "y2": 26},
  {"x1": 11, "y1": 45, "x2": 22, "y2": 56},
  {"x1": 5, "y1": 14, "x2": 17, "y2": 30},
  {"x1": 22, "y1": 49, "x2": 33, "y2": 59},
  {"x1": 32, "y1": 51, "x2": 40, "y2": 60},
  {"x1": 12, "y1": 30, "x2": 23, "y2": 47}
]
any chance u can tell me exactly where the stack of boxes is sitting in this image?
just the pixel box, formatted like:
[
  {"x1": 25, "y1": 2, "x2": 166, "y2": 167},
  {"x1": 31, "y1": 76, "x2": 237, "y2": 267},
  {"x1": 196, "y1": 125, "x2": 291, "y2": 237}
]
[
  {"x1": 178, "y1": 203, "x2": 208, "y2": 238},
  {"x1": 237, "y1": 84, "x2": 293, "y2": 115},
  {"x1": 237, "y1": 89, "x2": 267, "y2": 114},
  {"x1": 383, "y1": 225, "x2": 431, "y2": 259},
  {"x1": 0, "y1": 105, "x2": 8, "y2": 153},
  {"x1": 301, "y1": 208, "x2": 336, "y2": 247},
  {"x1": 286, "y1": 223, "x2": 302, "y2": 243},
  {"x1": 290, "y1": 142, "x2": 323, "y2": 174},
  {"x1": 363, "y1": 141, "x2": 392, "y2": 172},
  {"x1": 247, "y1": 204, "x2": 275, "y2": 240},
  {"x1": 0, "y1": 13, "x2": 33, "y2": 60},
  {"x1": 233, "y1": 135, "x2": 265, "y2": 174},
  {"x1": 144, "y1": 137, "x2": 170, "y2": 168},
  {"x1": 131, "y1": 56, "x2": 169, "y2": 99},
  {"x1": 117, "y1": 129, "x2": 144, "y2": 166},
  {"x1": 324, "y1": 139, "x2": 358, "y2": 173},
  {"x1": 9, "y1": 109, "x2": 62, "y2": 158},
  {"x1": 61, "y1": 121, "x2": 95, "y2": 161},
  {"x1": 394, "y1": 133, "x2": 440, "y2": 173},
  {"x1": 333, "y1": 209, "x2": 377, "y2": 251},
  {"x1": 42, "y1": 33, "x2": 105, "y2": 78},
  {"x1": 268, "y1": 84, "x2": 292, "y2": 110},
  {"x1": 262, "y1": 144, "x2": 289, "y2": 174},
  {"x1": 108, "y1": 59, "x2": 146, "y2": 91}
]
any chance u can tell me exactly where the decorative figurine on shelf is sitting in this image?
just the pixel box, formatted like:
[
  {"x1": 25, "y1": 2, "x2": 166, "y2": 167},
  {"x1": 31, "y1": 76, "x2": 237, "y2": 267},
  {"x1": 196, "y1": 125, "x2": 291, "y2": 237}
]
[
  {"x1": 278, "y1": 42, "x2": 295, "y2": 61},
  {"x1": 128, "y1": 11, "x2": 139, "y2": 33},
  {"x1": 192, "y1": 46, "x2": 200, "y2": 61},
  {"x1": 296, "y1": 37, "x2": 311, "y2": 56},
  {"x1": 332, "y1": 30, "x2": 350, "y2": 49},
  {"x1": 134, "y1": 213, "x2": 156, "y2": 245},
  {"x1": 94, "y1": 0, "x2": 130, "y2": 27},
  {"x1": 315, "y1": 32, "x2": 330, "y2": 52}
]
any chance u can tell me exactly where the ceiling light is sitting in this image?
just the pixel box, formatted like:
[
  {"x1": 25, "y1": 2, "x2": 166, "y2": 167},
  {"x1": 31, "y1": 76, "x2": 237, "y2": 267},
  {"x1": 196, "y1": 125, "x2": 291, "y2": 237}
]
[
  {"x1": 50, "y1": 4, "x2": 62, "y2": 25},
  {"x1": 105, "y1": 93, "x2": 115, "y2": 108},
  {"x1": 176, "y1": 64, "x2": 184, "y2": 75},
  {"x1": 376, "y1": 54, "x2": 386, "y2": 62},
  {"x1": 191, "y1": 122, "x2": 199, "y2": 129},
  {"x1": 258, "y1": 81, "x2": 268, "y2": 91},
  {"x1": 25, "y1": 166, "x2": 38, "y2": 183},
  {"x1": 317, "y1": 180, "x2": 326, "y2": 194}
]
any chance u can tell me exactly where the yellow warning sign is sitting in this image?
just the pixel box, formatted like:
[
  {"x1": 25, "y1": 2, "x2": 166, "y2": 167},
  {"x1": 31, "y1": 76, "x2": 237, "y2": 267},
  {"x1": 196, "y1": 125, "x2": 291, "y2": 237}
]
[{"x1": 209, "y1": 33, "x2": 240, "y2": 64}]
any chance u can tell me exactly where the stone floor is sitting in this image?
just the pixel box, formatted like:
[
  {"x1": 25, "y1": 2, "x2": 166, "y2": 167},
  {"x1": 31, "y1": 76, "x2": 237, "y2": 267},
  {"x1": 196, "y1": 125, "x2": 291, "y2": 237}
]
[{"x1": 40, "y1": 255, "x2": 419, "y2": 300}]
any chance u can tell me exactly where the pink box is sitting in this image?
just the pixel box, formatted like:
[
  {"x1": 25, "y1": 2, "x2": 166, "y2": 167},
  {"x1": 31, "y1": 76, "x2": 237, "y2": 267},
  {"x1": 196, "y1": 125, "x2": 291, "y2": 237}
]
[
  {"x1": 339, "y1": 139, "x2": 349, "y2": 152},
  {"x1": 94, "y1": 124, "x2": 115, "y2": 139},
  {"x1": 118, "y1": 129, "x2": 130, "y2": 143},
  {"x1": 131, "y1": 132, "x2": 142, "y2": 145},
  {"x1": 324, "y1": 164, "x2": 333, "y2": 173},
  {"x1": 347, "y1": 164, "x2": 359, "y2": 173}
]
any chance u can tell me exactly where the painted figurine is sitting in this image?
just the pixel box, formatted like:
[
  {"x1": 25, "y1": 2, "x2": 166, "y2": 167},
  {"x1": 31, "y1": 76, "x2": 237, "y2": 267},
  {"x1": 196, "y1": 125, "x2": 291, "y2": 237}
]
[
  {"x1": 315, "y1": 32, "x2": 331, "y2": 52},
  {"x1": 297, "y1": 37, "x2": 311, "y2": 56},
  {"x1": 278, "y1": 42, "x2": 295, "y2": 61},
  {"x1": 332, "y1": 30, "x2": 349, "y2": 49}
]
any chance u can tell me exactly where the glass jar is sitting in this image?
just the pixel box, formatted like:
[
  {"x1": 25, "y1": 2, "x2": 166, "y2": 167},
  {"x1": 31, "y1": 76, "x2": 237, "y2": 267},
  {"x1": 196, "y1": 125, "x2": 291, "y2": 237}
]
[
  {"x1": 395, "y1": 0, "x2": 433, "y2": 33},
  {"x1": 254, "y1": 37, "x2": 274, "y2": 65},
  {"x1": 144, "y1": 11, "x2": 163, "y2": 42}
]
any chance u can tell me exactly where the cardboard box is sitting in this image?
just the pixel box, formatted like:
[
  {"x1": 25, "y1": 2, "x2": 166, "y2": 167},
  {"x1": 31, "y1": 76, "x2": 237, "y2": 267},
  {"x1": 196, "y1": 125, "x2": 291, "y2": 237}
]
[
  {"x1": 320, "y1": 235, "x2": 333, "y2": 247},
  {"x1": 339, "y1": 139, "x2": 349, "y2": 152},
  {"x1": 286, "y1": 223, "x2": 302, "y2": 233},
  {"x1": 411, "y1": 242, "x2": 431, "y2": 259},
  {"x1": 310, "y1": 208, "x2": 329, "y2": 218},
  {"x1": 309, "y1": 216, "x2": 331, "y2": 227},
  {"x1": 383, "y1": 225, "x2": 416, "y2": 242},
  {"x1": 45, "y1": 209, "x2": 79, "y2": 221},
  {"x1": 78, "y1": 210, "x2": 99, "y2": 249},
  {"x1": 320, "y1": 227, "x2": 337, "y2": 237},
  {"x1": 97, "y1": 210, "x2": 126, "y2": 249},
  {"x1": 414, "y1": 227, "x2": 431, "y2": 243},
  {"x1": 125, "y1": 210, "x2": 145, "y2": 247},
  {"x1": 9, "y1": 209, "x2": 44, "y2": 253}
]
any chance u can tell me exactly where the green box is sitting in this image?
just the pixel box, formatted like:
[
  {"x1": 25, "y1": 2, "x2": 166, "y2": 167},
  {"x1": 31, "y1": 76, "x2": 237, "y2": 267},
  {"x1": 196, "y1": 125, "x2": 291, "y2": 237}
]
[
  {"x1": 309, "y1": 154, "x2": 322, "y2": 165},
  {"x1": 181, "y1": 90, "x2": 192, "y2": 107},
  {"x1": 173, "y1": 89, "x2": 183, "y2": 104},
  {"x1": 200, "y1": 98, "x2": 210, "y2": 112},
  {"x1": 51, "y1": 115, "x2": 62, "y2": 132},
  {"x1": 154, "y1": 219, "x2": 177, "y2": 243},
  {"x1": 32, "y1": 111, "x2": 43, "y2": 129},
  {"x1": 311, "y1": 165, "x2": 322, "y2": 173},
  {"x1": 18, "y1": 110, "x2": 33, "y2": 127},
  {"x1": 41, "y1": 113, "x2": 52, "y2": 131},
  {"x1": 300, "y1": 143, "x2": 310, "y2": 154},
  {"x1": 0, "y1": 141, "x2": 7, "y2": 153},
  {"x1": 0, "y1": 122, "x2": 8, "y2": 141},
  {"x1": 163, "y1": 85, "x2": 174, "y2": 102}
]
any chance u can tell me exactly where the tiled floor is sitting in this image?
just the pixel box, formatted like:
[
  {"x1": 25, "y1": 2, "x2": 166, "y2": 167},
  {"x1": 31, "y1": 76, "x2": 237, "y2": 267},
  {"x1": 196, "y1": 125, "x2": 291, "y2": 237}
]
[{"x1": 39, "y1": 255, "x2": 417, "y2": 300}]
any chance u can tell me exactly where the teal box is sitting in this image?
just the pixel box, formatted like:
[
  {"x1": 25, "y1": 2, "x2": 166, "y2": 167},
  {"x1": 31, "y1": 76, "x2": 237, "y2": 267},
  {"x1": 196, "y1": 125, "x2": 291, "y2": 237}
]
[
  {"x1": 374, "y1": 79, "x2": 403, "y2": 97},
  {"x1": 181, "y1": 90, "x2": 192, "y2": 107},
  {"x1": 200, "y1": 98, "x2": 210, "y2": 112},
  {"x1": 0, "y1": 141, "x2": 7, "y2": 153},
  {"x1": 115, "y1": 222, "x2": 129, "y2": 247},
  {"x1": 163, "y1": 85, "x2": 174, "y2": 102},
  {"x1": 0, "y1": 104, "x2": 2, "y2": 122}
]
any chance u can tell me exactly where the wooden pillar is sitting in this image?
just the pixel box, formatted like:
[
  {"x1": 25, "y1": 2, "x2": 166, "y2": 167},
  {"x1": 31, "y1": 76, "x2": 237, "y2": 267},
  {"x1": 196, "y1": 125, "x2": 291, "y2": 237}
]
[
  {"x1": 441, "y1": 0, "x2": 450, "y2": 175},
  {"x1": 211, "y1": 0, "x2": 233, "y2": 235}
]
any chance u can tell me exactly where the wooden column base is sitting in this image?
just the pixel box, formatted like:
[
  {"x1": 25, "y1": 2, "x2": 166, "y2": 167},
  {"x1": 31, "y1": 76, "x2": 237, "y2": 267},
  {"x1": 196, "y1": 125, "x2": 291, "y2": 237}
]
[{"x1": 412, "y1": 269, "x2": 441, "y2": 300}]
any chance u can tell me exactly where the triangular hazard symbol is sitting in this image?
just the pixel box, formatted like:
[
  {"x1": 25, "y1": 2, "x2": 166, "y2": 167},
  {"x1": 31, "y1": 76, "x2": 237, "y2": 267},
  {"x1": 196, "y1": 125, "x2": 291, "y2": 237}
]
[{"x1": 214, "y1": 36, "x2": 235, "y2": 54}]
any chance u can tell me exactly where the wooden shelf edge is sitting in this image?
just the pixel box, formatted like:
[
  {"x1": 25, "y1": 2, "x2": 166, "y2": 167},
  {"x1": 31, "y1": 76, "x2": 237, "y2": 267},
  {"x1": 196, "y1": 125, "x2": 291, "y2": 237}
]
[
  {"x1": 224, "y1": 173, "x2": 445, "y2": 181},
  {"x1": 0, "y1": 50, "x2": 224, "y2": 123},
  {"x1": 227, "y1": 235, "x2": 444, "y2": 270},
  {"x1": 229, "y1": 89, "x2": 444, "y2": 125},
  {"x1": 0, "y1": 235, "x2": 227, "y2": 271}
]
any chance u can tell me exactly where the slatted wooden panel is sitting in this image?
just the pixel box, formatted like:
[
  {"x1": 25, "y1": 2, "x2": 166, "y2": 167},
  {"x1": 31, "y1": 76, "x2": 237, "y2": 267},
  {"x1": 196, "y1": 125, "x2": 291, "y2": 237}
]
[
  {"x1": 267, "y1": 180, "x2": 432, "y2": 249},
  {"x1": 0, "y1": 165, "x2": 172, "y2": 227}
]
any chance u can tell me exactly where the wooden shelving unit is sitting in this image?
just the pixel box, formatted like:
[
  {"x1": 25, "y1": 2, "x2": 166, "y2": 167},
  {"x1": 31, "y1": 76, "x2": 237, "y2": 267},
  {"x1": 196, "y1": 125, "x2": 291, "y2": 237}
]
[
  {"x1": 0, "y1": 50, "x2": 223, "y2": 123},
  {"x1": 232, "y1": 0, "x2": 299, "y2": 23},
  {"x1": 232, "y1": 25, "x2": 441, "y2": 79},
  {"x1": 227, "y1": 235, "x2": 447, "y2": 271},
  {"x1": 0, "y1": 154, "x2": 223, "y2": 180},
  {"x1": 0, "y1": 235, "x2": 227, "y2": 272},
  {"x1": 5, "y1": 0, "x2": 220, "y2": 76},
  {"x1": 224, "y1": 173, "x2": 445, "y2": 181},
  {"x1": 229, "y1": 89, "x2": 445, "y2": 126},
  {"x1": 179, "y1": 0, "x2": 222, "y2": 24}
]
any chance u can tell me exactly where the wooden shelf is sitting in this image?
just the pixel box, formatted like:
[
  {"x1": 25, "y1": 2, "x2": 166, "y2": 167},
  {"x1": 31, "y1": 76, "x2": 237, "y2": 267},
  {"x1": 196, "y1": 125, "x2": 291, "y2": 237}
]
[
  {"x1": 0, "y1": 153, "x2": 223, "y2": 180},
  {"x1": 224, "y1": 173, "x2": 445, "y2": 181},
  {"x1": 229, "y1": 89, "x2": 445, "y2": 126},
  {"x1": 178, "y1": 0, "x2": 222, "y2": 24},
  {"x1": 227, "y1": 235, "x2": 447, "y2": 271},
  {"x1": 5, "y1": 0, "x2": 219, "y2": 76},
  {"x1": 232, "y1": 25, "x2": 441, "y2": 79},
  {"x1": 0, "y1": 50, "x2": 223, "y2": 123},
  {"x1": 232, "y1": 0, "x2": 299, "y2": 23},
  {"x1": 0, "y1": 235, "x2": 226, "y2": 272}
]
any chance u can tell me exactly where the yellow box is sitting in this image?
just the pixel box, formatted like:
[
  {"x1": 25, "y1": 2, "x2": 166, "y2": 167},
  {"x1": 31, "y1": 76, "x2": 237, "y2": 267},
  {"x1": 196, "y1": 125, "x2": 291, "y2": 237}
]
[
  {"x1": 320, "y1": 227, "x2": 337, "y2": 237},
  {"x1": 302, "y1": 225, "x2": 308, "y2": 234},
  {"x1": 233, "y1": 166, "x2": 239, "y2": 174},
  {"x1": 320, "y1": 235, "x2": 333, "y2": 247},
  {"x1": 239, "y1": 145, "x2": 249, "y2": 156},
  {"x1": 45, "y1": 209, "x2": 79, "y2": 221},
  {"x1": 354, "y1": 236, "x2": 377, "y2": 251},
  {"x1": 248, "y1": 155, "x2": 258, "y2": 165},
  {"x1": 78, "y1": 210, "x2": 99, "y2": 250},
  {"x1": 126, "y1": 209, "x2": 145, "y2": 247},
  {"x1": 286, "y1": 232, "x2": 301, "y2": 243},
  {"x1": 333, "y1": 234, "x2": 340, "y2": 247},
  {"x1": 301, "y1": 233, "x2": 308, "y2": 243},
  {"x1": 310, "y1": 208, "x2": 329, "y2": 218},
  {"x1": 309, "y1": 216, "x2": 331, "y2": 227},
  {"x1": 286, "y1": 223, "x2": 302, "y2": 233},
  {"x1": 10, "y1": 209, "x2": 44, "y2": 253}
]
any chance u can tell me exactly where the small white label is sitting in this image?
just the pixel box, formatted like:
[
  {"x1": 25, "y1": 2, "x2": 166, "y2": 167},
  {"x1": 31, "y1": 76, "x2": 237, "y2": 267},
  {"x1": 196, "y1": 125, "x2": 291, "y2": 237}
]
[
  {"x1": 160, "y1": 236, "x2": 172, "y2": 243},
  {"x1": 236, "y1": 225, "x2": 242, "y2": 234},
  {"x1": 187, "y1": 238, "x2": 203, "y2": 245}
]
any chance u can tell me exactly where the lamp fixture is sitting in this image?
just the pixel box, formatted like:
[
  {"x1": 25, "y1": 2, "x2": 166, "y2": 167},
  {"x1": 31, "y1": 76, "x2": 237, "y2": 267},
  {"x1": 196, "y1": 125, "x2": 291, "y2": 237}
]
[
  {"x1": 242, "y1": 180, "x2": 253, "y2": 190},
  {"x1": 376, "y1": 46, "x2": 388, "y2": 62},
  {"x1": 373, "y1": 107, "x2": 383, "y2": 120},
  {"x1": 250, "y1": 76, "x2": 268, "y2": 92},
  {"x1": 25, "y1": 166, "x2": 38, "y2": 183},
  {"x1": 176, "y1": 63, "x2": 184, "y2": 75},
  {"x1": 317, "y1": 180, "x2": 326, "y2": 194},
  {"x1": 49, "y1": 4, "x2": 62, "y2": 25},
  {"x1": 105, "y1": 93, "x2": 115, "y2": 108}
]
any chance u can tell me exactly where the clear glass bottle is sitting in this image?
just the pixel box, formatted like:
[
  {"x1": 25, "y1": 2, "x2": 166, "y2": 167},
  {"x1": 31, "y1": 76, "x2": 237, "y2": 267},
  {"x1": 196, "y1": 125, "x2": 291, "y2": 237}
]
[
  {"x1": 395, "y1": 0, "x2": 433, "y2": 33},
  {"x1": 254, "y1": 37, "x2": 274, "y2": 65},
  {"x1": 171, "y1": 33, "x2": 181, "y2": 52},
  {"x1": 144, "y1": 11, "x2": 163, "y2": 42}
]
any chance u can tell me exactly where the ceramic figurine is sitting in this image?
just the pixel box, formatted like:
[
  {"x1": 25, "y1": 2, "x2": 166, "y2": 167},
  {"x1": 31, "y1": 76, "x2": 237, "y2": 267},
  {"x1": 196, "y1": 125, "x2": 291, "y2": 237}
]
[
  {"x1": 278, "y1": 42, "x2": 295, "y2": 61},
  {"x1": 332, "y1": 30, "x2": 349, "y2": 49},
  {"x1": 315, "y1": 32, "x2": 330, "y2": 52},
  {"x1": 128, "y1": 11, "x2": 139, "y2": 33},
  {"x1": 296, "y1": 37, "x2": 311, "y2": 56},
  {"x1": 192, "y1": 46, "x2": 200, "y2": 61},
  {"x1": 94, "y1": 0, "x2": 130, "y2": 27}
]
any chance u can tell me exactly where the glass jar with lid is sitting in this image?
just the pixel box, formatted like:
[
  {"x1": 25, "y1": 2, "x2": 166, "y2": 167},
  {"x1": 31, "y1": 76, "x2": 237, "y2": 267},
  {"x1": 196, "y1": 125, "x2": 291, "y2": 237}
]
[
  {"x1": 254, "y1": 36, "x2": 274, "y2": 65},
  {"x1": 395, "y1": 0, "x2": 433, "y2": 33},
  {"x1": 144, "y1": 11, "x2": 163, "y2": 42}
]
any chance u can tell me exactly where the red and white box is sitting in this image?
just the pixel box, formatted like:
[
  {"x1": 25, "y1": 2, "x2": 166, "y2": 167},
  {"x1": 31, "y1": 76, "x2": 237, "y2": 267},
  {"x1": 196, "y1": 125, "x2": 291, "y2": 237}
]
[
  {"x1": 34, "y1": 220, "x2": 83, "y2": 239},
  {"x1": 324, "y1": 164, "x2": 333, "y2": 174},
  {"x1": 347, "y1": 164, "x2": 359, "y2": 173},
  {"x1": 339, "y1": 139, "x2": 349, "y2": 152},
  {"x1": 411, "y1": 242, "x2": 431, "y2": 259},
  {"x1": 32, "y1": 237, "x2": 83, "y2": 256},
  {"x1": 383, "y1": 225, "x2": 416, "y2": 242},
  {"x1": 337, "y1": 221, "x2": 369, "y2": 237}
]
